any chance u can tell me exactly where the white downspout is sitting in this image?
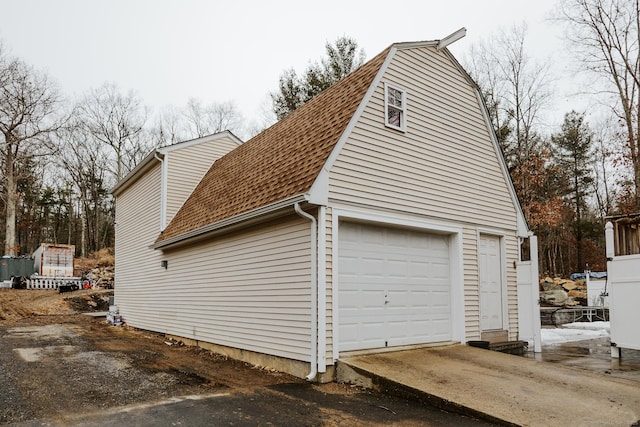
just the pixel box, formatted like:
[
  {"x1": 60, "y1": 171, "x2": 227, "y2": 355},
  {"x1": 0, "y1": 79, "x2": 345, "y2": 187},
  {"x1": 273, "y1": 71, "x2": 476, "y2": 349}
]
[
  {"x1": 294, "y1": 202, "x2": 317, "y2": 381},
  {"x1": 317, "y1": 206, "x2": 326, "y2": 374},
  {"x1": 154, "y1": 151, "x2": 167, "y2": 230}
]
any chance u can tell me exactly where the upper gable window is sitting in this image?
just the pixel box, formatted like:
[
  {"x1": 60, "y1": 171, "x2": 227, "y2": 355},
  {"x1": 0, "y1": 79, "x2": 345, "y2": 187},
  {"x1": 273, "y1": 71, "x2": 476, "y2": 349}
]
[{"x1": 384, "y1": 83, "x2": 406, "y2": 132}]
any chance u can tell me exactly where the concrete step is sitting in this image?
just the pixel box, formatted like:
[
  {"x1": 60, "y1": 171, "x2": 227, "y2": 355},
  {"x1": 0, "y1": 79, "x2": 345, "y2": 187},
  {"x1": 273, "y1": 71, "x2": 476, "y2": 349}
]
[
  {"x1": 467, "y1": 340, "x2": 528, "y2": 356},
  {"x1": 489, "y1": 340, "x2": 527, "y2": 355}
]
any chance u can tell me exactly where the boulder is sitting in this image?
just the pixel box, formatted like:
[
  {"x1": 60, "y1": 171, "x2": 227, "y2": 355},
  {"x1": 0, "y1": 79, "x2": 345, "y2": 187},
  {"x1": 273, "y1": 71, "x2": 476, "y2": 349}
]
[
  {"x1": 560, "y1": 280, "x2": 578, "y2": 291},
  {"x1": 540, "y1": 288, "x2": 570, "y2": 306}
]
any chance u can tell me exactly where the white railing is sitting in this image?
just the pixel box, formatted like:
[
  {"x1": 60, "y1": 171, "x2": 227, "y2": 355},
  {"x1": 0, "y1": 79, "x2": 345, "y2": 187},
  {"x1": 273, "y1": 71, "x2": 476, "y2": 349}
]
[
  {"x1": 605, "y1": 222, "x2": 640, "y2": 356},
  {"x1": 26, "y1": 276, "x2": 84, "y2": 290}
]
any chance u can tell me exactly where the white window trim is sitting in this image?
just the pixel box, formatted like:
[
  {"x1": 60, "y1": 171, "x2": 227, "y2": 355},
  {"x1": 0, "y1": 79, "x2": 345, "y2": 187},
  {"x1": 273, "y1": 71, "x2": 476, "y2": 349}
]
[{"x1": 384, "y1": 82, "x2": 407, "y2": 132}]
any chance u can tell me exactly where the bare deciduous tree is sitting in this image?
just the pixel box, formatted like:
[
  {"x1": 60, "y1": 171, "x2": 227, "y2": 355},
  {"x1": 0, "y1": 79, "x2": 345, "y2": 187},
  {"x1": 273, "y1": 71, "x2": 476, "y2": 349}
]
[
  {"x1": 465, "y1": 23, "x2": 555, "y2": 232},
  {"x1": 590, "y1": 115, "x2": 618, "y2": 218},
  {"x1": 149, "y1": 105, "x2": 185, "y2": 147},
  {"x1": 0, "y1": 45, "x2": 63, "y2": 256},
  {"x1": 77, "y1": 82, "x2": 148, "y2": 182},
  {"x1": 56, "y1": 121, "x2": 112, "y2": 257},
  {"x1": 182, "y1": 98, "x2": 243, "y2": 138},
  {"x1": 466, "y1": 23, "x2": 554, "y2": 169},
  {"x1": 148, "y1": 99, "x2": 245, "y2": 146},
  {"x1": 558, "y1": 0, "x2": 640, "y2": 210}
]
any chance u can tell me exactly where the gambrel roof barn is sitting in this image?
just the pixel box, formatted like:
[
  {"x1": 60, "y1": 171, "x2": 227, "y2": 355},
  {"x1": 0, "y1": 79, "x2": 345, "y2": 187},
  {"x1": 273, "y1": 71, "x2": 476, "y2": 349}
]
[{"x1": 113, "y1": 32, "x2": 535, "y2": 381}]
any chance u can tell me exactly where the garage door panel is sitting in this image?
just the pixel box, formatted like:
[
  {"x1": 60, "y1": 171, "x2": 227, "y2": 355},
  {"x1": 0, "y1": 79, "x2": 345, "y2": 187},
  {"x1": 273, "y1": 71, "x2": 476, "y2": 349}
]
[
  {"x1": 431, "y1": 290, "x2": 451, "y2": 307},
  {"x1": 339, "y1": 255, "x2": 361, "y2": 275},
  {"x1": 387, "y1": 232, "x2": 409, "y2": 247},
  {"x1": 387, "y1": 260, "x2": 409, "y2": 277},
  {"x1": 361, "y1": 258, "x2": 386, "y2": 277},
  {"x1": 408, "y1": 261, "x2": 429, "y2": 277},
  {"x1": 339, "y1": 290, "x2": 363, "y2": 308},
  {"x1": 387, "y1": 291, "x2": 429, "y2": 307},
  {"x1": 339, "y1": 222, "x2": 452, "y2": 352},
  {"x1": 361, "y1": 228, "x2": 385, "y2": 244}
]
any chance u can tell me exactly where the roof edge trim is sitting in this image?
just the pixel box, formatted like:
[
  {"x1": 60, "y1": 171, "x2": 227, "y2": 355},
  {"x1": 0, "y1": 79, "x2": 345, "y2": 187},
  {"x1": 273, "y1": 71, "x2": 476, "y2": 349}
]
[
  {"x1": 157, "y1": 130, "x2": 243, "y2": 155},
  {"x1": 392, "y1": 41, "x2": 439, "y2": 50},
  {"x1": 153, "y1": 194, "x2": 310, "y2": 250},
  {"x1": 110, "y1": 151, "x2": 162, "y2": 196}
]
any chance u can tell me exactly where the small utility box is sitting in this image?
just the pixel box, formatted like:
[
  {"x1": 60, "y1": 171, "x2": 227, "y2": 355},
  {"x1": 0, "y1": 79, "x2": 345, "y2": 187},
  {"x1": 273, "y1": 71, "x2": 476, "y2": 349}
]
[{"x1": 0, "y1": 257, "x2": 36, "y2": 282}]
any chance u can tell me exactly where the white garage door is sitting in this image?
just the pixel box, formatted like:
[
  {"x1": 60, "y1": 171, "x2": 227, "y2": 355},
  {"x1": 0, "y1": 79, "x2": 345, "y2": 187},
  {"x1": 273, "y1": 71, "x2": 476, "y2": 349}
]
[{"x1": 338, "y1": 222, "x2": 452, "y2": 352}]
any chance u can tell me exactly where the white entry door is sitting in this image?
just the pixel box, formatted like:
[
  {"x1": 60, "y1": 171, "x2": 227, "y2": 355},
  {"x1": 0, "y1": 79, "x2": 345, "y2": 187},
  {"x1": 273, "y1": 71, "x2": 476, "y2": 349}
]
[
  {"x1": 338, "y1": 222, "x2": 452, "y2": 352},
  {"x1": 479, "y1": 234, "x2": 504, "y2": 331}
]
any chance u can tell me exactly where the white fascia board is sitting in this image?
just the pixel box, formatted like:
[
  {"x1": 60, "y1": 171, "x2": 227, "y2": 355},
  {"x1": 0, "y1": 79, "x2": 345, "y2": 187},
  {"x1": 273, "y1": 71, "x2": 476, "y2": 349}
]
[
  {"x1": 442, "y1": 48, "x2": 479, "y2": 90},
  {"x1": 306, "y1": 171, "x2": 328, "y2": 205},
  {"x1": 307, "y1": 47, "x2": 398, "y2": 202},
  {"x1": 110, "y1": 150, "x2": 161, "y2": 196},
  {"x1": 152, "y1": 194, "x2": 309, "y2": 250},
  {"x1": 392, "y1": 40, "x2": 439, "y2": 50},
  {"x1": 158, "y1": 130, "x2": 243, "y2": 155}
]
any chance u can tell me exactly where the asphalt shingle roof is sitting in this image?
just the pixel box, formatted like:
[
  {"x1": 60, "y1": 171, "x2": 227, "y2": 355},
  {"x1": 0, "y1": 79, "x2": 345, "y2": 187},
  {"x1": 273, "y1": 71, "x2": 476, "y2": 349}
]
[{"x1": 157, "y1": 46, "x2": 391, "y2": 243}]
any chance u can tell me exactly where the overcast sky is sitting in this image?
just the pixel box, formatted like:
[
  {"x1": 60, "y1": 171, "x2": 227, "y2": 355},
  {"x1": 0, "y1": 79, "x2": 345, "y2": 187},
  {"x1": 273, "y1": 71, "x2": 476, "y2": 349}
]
[{"x1": 2, "y1": 0, "x2": 576, "y2": 132}]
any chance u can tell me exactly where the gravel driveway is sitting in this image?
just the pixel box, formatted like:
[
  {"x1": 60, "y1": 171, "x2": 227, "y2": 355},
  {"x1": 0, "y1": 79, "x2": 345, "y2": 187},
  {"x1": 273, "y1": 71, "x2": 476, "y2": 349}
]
[{"x1": 0, "y1": 313, "x2": 494, "y2": 426}]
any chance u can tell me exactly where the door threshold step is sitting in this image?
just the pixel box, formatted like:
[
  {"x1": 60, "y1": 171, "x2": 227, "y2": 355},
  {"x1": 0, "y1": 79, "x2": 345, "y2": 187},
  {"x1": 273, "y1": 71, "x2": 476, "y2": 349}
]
[{"x1": 468, "y1": 340, "x2": 528, "y2": 356}]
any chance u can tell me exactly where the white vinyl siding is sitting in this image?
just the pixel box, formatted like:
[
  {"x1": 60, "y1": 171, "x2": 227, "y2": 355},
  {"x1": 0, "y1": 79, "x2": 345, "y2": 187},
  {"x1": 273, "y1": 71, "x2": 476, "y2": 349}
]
[
  {"x1": 117, "y1": 215, "x2": 313, "y2": 362},
  {"x1": 463, "y1": 228, "x2": 480, "y2": 339},
  {"x1": 330, "y1": 48, "x2": 516, "y2": 229},
  {"x1": 328, "y1": 46, "x2": 520, "y2": 342},
  {"x1": 114, "y1": 163, "x2": 164, "y2": 317},
  {"x1": 165, "y1": 136, "x2": 239, "y2": 224}
]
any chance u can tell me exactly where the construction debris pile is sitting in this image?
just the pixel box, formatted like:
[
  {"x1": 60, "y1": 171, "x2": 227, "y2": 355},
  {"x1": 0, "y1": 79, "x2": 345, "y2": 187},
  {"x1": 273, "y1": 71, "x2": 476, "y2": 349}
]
[
  {"x1": 74, "y1": 248, "x2": 115, "y2": 289},
  {"x1": 539, "y1": 277, "x2": 587, "y2": 307},
  {"x1": 86, "y1": 267, "x2": 114, "y2": 289}
]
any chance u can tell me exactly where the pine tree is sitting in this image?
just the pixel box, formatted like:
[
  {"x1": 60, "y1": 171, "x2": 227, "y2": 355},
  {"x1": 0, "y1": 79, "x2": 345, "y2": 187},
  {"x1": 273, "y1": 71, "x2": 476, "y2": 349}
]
[
  {"x1": 271, "y1": 36, "x2": 365, "y2": 120},
  {"x1": 553, "y1": 111, "x2": 594, "y2": 271}
]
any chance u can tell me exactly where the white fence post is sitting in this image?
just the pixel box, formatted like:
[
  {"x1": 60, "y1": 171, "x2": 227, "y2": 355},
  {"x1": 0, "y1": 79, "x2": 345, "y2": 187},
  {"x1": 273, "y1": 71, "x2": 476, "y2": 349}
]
[
  {"x1": 517, "y1": 234, "x2": 542, "y2": 352},
  {"x1": 529, "y1": 235, "x2": 541, "y2": 352},
  {"x1": 605, "y1": 222, "x2": 614, "y2": 259}
]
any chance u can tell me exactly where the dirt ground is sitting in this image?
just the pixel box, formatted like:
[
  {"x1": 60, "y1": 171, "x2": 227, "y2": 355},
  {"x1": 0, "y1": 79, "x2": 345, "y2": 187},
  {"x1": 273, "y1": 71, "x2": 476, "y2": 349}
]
[
  {"x1": 0, "y1": 288, "x2": 112, "y2": 322},
  {"x1": 0, "y1": 289, "x2": 493, "y2": 426}
]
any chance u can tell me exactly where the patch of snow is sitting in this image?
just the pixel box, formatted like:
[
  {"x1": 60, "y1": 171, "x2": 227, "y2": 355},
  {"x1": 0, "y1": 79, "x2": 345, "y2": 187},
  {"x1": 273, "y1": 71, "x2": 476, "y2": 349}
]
[
  {"x1": 541, "y1": 322, "x2": 610, "y2": 345},
  {"x1": 563, "y1": 321, "x2": 610, "y2": 332}
]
